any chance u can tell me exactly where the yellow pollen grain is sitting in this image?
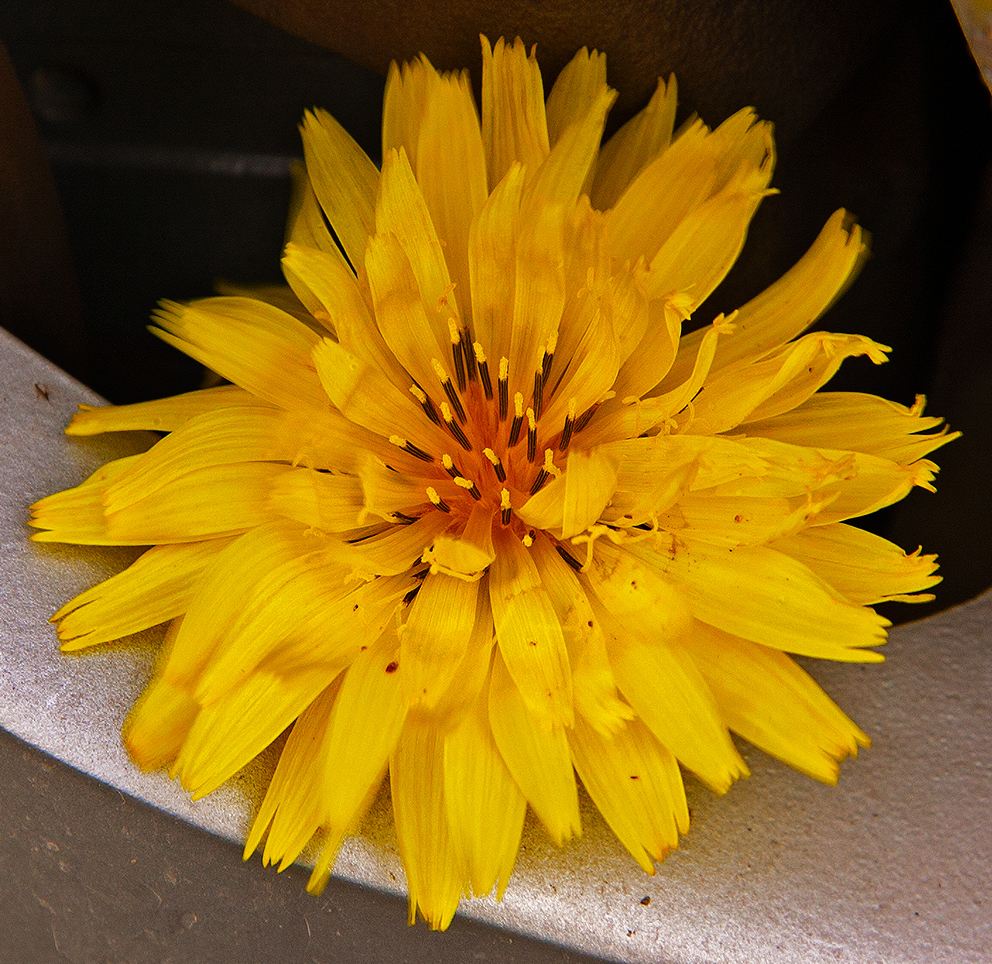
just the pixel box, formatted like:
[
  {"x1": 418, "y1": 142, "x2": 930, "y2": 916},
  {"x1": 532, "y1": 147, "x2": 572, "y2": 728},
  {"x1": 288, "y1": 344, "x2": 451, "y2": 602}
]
[
  {"x1": 447, "y1": 317, "x2": 461, "y2": 345},
  {"x1": 544, "y1": 449, "x2": 560, "y2": 477},
  {"x1": 409, "y1": 385, "x2": 428, "y2": 404},
  {"x1": 514, "y1": 392, "x2": 524, "y2": 418},
  {"x1": 473, "y1": 342, "x2": 487, "y2": 364}
]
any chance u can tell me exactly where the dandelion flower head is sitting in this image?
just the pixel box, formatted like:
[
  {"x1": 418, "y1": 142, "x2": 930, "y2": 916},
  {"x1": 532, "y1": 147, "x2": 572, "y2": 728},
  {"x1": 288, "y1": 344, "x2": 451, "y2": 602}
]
[{"x1": 30, "y1": 37, "x2": 957, "y2": 929}]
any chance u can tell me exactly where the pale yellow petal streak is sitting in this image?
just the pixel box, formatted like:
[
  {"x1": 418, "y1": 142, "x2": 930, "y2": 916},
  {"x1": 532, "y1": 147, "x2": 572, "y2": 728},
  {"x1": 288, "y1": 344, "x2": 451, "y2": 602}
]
[
  {"x1": 591, "y1": 75, "x2": 678, "y2": 211},
  {"x1": 570, "y1": 714, "x2": 688, "y2": 873},
  {"x1": 530, "y1": 536, "x2": 632, "y2": 736},
  {"x1": 151, "y1": 298, "x2": 327, "y2": 412},
  {"x1": 685, "y1": 622, "x2": 870, "y2": 784},
  {"x1": 401, "y1": 571, "x2": 480, "y2": 709},
  {"x1": 584, "y1": 542, "x2": 746, "y2": 792},
  {"x1": 488, "y1": 650, "x2": 581, "y2": 845},
  {"x1": 481, "y1": 36, "x2": 550, "y2": 191},
  {"x1": 489, "y1": 525, "x2": 573, "y2": 725},
  {"x1": 246, "y1": 679, "x2": 340, "y2": 874},
  {"x1": 467, "y1": 163, "x2": 524, "y2": 367},
  {"x1": 390, "y1": 716, "x2": 464, "y2": 928},
  {"x1": 627, "y1": 537, "x2": 889, "y2": 662},
  {"x1": 686, "y1": 333, "x2": 890, "y2": 436},
  {"x1": 741, "y1": 392, "x2": 959, "y2": 464},
  {"x1": 177, "y1": 665, "x2": 333, "y2": 799},
  {"x1": 53, "y1": 539, "x2": 235, "y2": 651},
  {"x1": 666, "y1": 210, "x2": 866, "y2": 388},
  {"x1": 312, "y1": 338, "x2": 450, "y2": 456},
  {"x1": 270, "y1": 467, "x2": 366, "y2": 532},
  {"x1": 66, "y1": 386, "x2": 265, "y2": 436},
  {"x1": 284, "y1": 160, "x2": 340, "y2": 256},
  {"x1": 544, "y1": 46, "x2": 607, "y2": 146},
  {"x1": 365, "y1": 233, "x2": 454, "y2": 393},
  {"x1": 770, "y1": 523, "x2": 941, "y2": 605},
  {"x1": 382, "y1": 56, "x2": 432, "y2": 168},
  {"x1": 282, "y1": 243, "x2": 411, "y2": 390},
  {"x1": 377, "y1": 147, "x2": 461, "y2": 321},
  {"x1": 306, "y1": 634, "x2": 408, "y2": 893},
  {"x1": 415, "y1": 68, "x2": 488, "y2": 323},
  {"x1": 300, "y1": 108, "x2": 379, "y2": 269},
  {"x1": 443, "y1": 676, "x2": 527, "y2": 898}
]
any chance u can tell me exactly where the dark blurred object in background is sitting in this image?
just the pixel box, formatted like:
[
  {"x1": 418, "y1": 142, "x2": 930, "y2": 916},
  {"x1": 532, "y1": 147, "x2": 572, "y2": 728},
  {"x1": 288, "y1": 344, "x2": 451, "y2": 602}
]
[{"x1": 1, "y1": 0, "x2": 990, "y2": 615}]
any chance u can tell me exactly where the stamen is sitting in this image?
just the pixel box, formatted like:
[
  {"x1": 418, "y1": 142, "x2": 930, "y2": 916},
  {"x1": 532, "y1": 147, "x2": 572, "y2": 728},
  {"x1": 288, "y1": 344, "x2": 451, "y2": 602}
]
[
  {"x1": 389, "y1": 435, "x2": 434, "y2": 462},
  {"x1": 543, "y1": 448, "x2": 561, "y2": 478},
  {"x1": 462, "y1": 329, "x2": 477, "y2": 383},
  {"x1": 508, "y1": 392, "x2": 525, "y2": 446},
  {"x1": 560, "y1": 398, "x2": 577, "y2": 451},
  {"x1": 498, "y1": 357, "x2": 509, "y2": 421},
  {"x1": 533, "y1": 356, "x2": 544, "y2": 419},
  {"x1": 483, "y1": 447, "x2": 506, "y2": 482},
  {"x1": 433, "y1": 358, "x2": 467, "y2": 424},
  {"x1": 529, "y1": 468, "x2": 548, "y2": 495},
  {"x1": 441, "y1": 453, "x2": 460, "y2": 478},
  {"x1": 556, "y1": 545, "x2": 583, "y2": 571},
  {"x1": 410, "y1": 384, "x2": 441, "y2": 425},
  {"x1": 543, "y1": 330, "x2": 557, "y2": 383},
  {"x1": 522, "y1": 530, "x2": 535, "y2": 548},
  {"x1": 441, "y1": 402, "x2": 473, "y2": 451},
  {"x1": 573, "y1": 401, "x2": 600, "y2": 434},
  {"x1": 393, "y1": 512, "x2": 418, "y2": 524},
  {"x1": 448, "y1": 319, "x2": 466, "y2": 392},
  {"x1": 454, "y1": 476, "x2": 482, "y2": 501},
  {"x1": 500, "y1": 488, "x2": 512, "y2": 525},
  {"x1": 474, "y1": 343, "x2": 493, "y2": 400},
  {"x1": 526, "y1": 408, "x2": 538, "y2": 462},
  {"x1": 427, "y1": 487, "x2": 450, "y2": 513}
]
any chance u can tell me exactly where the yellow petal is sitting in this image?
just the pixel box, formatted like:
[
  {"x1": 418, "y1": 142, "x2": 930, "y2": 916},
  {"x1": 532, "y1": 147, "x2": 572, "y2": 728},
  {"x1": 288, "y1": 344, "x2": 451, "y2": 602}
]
[
  {"x1": 124, "y1": 618, "x2": 196, "y2": 771},
  {"x1": 284, "y1": 159, "x2": 342, "y2": 257},
  {"x1": 544, "y1": 46, "x2": 608, "y2": 147},
  {"x1": 481, "y1": 36, "x2": 550, "y2": 191},
  {"x1": 467, "y1": 162, "x2": 525, "y2": 369},
  {"x1": 529, "y1": 83, "x2": 615, "y2": 208},
  {"x1": 605, "y1": 119, "x2": 717, "y2": 263},
  {"x1": 770, "y1": 523, "x2": 941, "y2": 605},
  {"x1": 176, "y1": 665, "x2": 334, "y2": 799},
  {"x1": 443, "y1": 675, "x2": 527, "y2": 898},
  {"x1": 102, "y1": 407, "x2": 362, "y2": 512},
  {"x1": 488, "y1": 649, "x2": 580, "y2": 845},
  {"x1": 414, "y1": 67, "x2": 488, "y2": 322},
  {"x1": 29, "y1": 454, "x2": 140, "y2": 544},
  {"x1": 667, "y1": 209, "x2": 867, "y2": 387},
  {"x1": 569, "y1": 714, "x2": 688, "y2": 873},
  {"x1": 282, "y1": 242, "x2": 411, "y2": 390},
  {"x1": 270, "y1": 467, "x2": 366, "y2": 531},
  {"x1": 401, "y1": 571, "x2": 480, "y2": 709},
  {"x1": 382, "y1": 56, "x2": 433, "y2": 168},
  {"x1": 742, "y1": 391, "x2": 959, "y2": 464},
  {"x1": 376, "y1": 146, "x2": 460, "y2": 320},
  {"x1": 685, "y1": 621, "x2": 870, "y2": 783},
  {"x1": 53, "y1": 539, "x2": 235, "y2": 651},
  {"x1": 488, "y1": 525, "x2": 573, "y2": 725},
  {"x1": 590, "y1": 75, "x2": 678, "y2": 211},
  {"x1": 687, "y1": 333, "x2": 890, "y2": 436},
  {"x1": 530, "y1": 536, "x2": 632, "y2": 736},
  {"x1": 65, "y1": 386, "x2": 265, "y2": 436},
  {"x1": 300, "y1": 108, "x2": 379, "y2": 269},
  {"x1": 627, "y1": 536, "x2": 889, "y2": 662},
  {"x1": 390, "y1": 715, "x2": 465, "y2": 929},
  {"x1": 311, "y1": 337, "x2": 449, "y2": 458},
  {"x1": 151, "y1": 297, "x2": 327, "y2": 412},
  {"x1": 247, "y1": 678, "x2": 340, "y2": 872}
]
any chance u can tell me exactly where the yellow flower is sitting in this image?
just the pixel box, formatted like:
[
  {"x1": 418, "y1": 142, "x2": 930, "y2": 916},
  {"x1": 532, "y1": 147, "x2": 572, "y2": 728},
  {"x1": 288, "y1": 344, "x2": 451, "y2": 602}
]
[{"x1": 30, "y1": 37, "x2": 956, "y2": 929}]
